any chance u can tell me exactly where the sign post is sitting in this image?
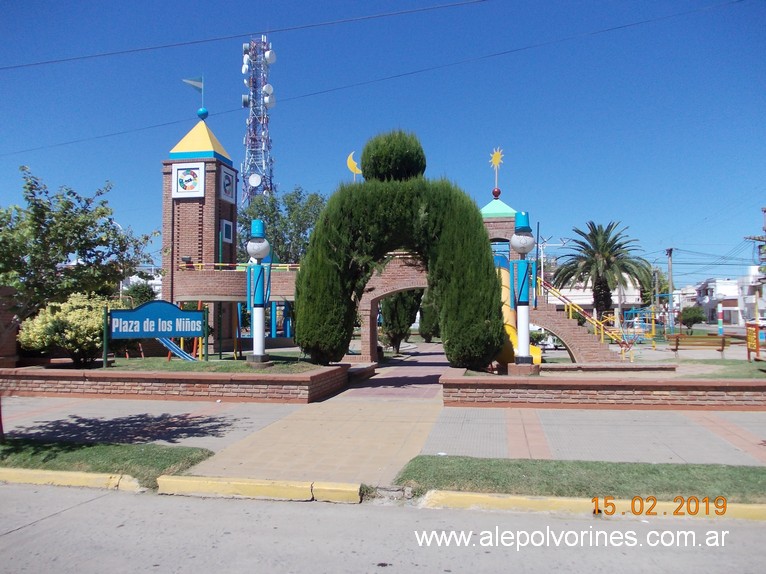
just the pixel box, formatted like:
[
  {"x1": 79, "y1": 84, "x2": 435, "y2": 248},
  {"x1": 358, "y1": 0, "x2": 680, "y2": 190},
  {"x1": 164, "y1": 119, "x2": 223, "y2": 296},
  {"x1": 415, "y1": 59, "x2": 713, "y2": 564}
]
[{"x1": 103, "y1": 301, "x2": 208, "y2": 367}]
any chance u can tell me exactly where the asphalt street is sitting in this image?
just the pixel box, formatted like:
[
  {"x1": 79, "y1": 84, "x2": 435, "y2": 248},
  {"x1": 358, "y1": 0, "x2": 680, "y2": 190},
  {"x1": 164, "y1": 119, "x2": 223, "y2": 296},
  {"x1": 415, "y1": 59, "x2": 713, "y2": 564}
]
[{"x1": 2, "y1": 484, "x2": 765, "y2": 574}]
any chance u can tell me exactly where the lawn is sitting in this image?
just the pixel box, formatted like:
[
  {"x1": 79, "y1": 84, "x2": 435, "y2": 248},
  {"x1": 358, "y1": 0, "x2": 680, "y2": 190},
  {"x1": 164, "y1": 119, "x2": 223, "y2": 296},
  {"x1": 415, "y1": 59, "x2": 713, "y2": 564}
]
[
  {"x1": 676, "y1": 359, "x2": 766, "y2": 379},
  {"x1": 0, "y1": 438, "x2": 213, "y2": 489},
  {"x1": 111, "y1": 352, "x2": 319, "y2": 374},
  {"x1": 395, "y1": 455, "x2": 766, "y2": 503}
]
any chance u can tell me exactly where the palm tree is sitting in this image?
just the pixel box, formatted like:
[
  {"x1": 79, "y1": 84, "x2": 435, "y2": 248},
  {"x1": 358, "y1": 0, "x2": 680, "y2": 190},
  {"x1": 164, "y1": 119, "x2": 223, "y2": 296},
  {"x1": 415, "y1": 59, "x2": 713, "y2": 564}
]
[{"x1": 552, "y1": 221, "x2": 651, "y2": 320}]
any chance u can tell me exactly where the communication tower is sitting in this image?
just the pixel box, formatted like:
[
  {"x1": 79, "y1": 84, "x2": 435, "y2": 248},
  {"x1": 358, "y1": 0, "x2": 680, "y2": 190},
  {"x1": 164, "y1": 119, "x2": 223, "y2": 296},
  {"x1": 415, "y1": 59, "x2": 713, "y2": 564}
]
[{"x1": 240, "y1": 35, "x2": 276, "y2": 203}]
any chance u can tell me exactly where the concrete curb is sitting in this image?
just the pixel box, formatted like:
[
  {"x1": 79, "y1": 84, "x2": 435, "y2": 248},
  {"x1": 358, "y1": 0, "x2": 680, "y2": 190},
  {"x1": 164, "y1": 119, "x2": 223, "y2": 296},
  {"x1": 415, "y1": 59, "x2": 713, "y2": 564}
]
[
  {"x1": 0, "y1": 468, "x2": 141, "y2": 492},
  {"x1": 157, "y1": 475, "x2": 361, "y2": 504},
  {"x1": 421, "y1": 490, "x2": 766, "y2": 521}
]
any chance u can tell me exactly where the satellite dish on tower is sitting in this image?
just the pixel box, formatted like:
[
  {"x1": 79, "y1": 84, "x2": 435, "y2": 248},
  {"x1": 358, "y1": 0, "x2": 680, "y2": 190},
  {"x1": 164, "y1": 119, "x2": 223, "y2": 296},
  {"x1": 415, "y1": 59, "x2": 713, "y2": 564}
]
[
  {"x1": 241, "y1": 64, "x2": 249, "y2": 74},
  {"x1": 262, "y1": 83, "x2": 273, "y2": 95},
  {"x1": 248, "y1": 174, "x2": 262, "y2": 188},
  {"x1": 264, "y1": 94, "x2": 276, "y2": 109},
  {"x1": 264, "y1": 50, "x2": 276, "y2": 64}
]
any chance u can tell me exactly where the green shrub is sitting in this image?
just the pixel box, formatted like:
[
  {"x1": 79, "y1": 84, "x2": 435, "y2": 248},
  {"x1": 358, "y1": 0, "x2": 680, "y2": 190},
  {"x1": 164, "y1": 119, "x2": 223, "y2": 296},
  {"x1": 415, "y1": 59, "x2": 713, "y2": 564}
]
[
  {"x1": 18, "y1": 293, "x2": 119, "y2": 367},
  {"x1": 680, "y1": 306, "x2": 707, "y2": 335}
]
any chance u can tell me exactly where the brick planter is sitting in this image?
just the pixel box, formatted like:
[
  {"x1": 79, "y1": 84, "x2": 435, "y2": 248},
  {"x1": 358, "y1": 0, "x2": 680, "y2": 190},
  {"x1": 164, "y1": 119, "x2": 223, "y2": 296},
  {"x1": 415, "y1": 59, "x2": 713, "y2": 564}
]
[
  {"x1": 0, "y1": 365, "x2": 350, "y2": 404},
  {"x1": 441, "y1": 369, "x2": 766, "y2": 410}
]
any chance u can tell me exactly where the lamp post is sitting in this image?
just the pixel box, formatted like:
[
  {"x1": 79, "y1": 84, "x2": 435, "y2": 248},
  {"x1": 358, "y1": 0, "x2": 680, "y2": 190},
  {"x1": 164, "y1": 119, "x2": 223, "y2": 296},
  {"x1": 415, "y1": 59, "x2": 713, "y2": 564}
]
[
  {"x1": 510, "y1": 211, "x2": 536, "y2": 365},
  {"x1": 246, "y1": 219, "x2": 271, "y2": 364}
]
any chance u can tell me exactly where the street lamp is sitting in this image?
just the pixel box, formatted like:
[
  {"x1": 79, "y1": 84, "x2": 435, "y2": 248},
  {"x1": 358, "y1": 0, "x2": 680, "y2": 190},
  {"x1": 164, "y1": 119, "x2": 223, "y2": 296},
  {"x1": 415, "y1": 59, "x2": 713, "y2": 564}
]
[
  {"x1": 510, "y1": 211, "x2": 535, "y2": 365},
  {"x1": 246, "y1": 219, "x2": 271, "y2": 364}
]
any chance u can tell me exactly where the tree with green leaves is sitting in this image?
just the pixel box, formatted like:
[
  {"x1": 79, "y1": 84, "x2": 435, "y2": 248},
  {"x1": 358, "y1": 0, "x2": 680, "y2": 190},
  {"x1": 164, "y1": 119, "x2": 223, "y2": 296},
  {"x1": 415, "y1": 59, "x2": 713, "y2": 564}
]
[
  {"x1": 679, "y1": 306, "x2": 707, "y2": 335},
  {"x1": 238, "y1": 186, "x2": 326, "y2": 263},
  {"x1": 552, "y1": 221, "x2": 651, "y2": 319},
  {"x1": 381, "y1": 289, "x2": 423, "y2": 353},
  {"x1": 122, "y1": 281, "x2": 157, "y2": 307},
  {"x1": 641, "y1": 267, "x2": 669, "y2": 308},
  {"x1": 295, "y1": 131, "x2": 503, "y2": 369},
  {"x1": 0, "y1": 169, "x2": 155, "y2": 337}
]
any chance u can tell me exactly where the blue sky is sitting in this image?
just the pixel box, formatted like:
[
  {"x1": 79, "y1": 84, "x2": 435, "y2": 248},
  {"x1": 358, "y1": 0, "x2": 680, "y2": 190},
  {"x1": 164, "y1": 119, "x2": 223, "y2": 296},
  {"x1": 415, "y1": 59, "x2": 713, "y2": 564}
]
[{"x1": 1, "y1": 0, "x2": 764, "y2": 286}]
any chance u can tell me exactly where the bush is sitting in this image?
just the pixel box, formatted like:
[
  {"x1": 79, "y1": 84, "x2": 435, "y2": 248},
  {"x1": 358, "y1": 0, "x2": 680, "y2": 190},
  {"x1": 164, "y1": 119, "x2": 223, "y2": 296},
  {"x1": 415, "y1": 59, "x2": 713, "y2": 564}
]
[
  {"x1": 18, "y1": 293, "x2": 118, "y2": 367},
  {"x1": 679, "y1": 306, "x2": 707, "y2": 335},
  {"x1": 530, "y1": 330, "x2": 547, "y2": 345}
]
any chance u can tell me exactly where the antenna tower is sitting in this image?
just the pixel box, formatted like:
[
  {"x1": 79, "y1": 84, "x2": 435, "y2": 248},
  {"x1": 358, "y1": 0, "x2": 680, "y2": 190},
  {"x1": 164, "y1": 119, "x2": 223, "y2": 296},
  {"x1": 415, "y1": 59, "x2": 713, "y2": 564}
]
[{"x1": 240, "y1": 35, "x2": 276, "y2": 204}]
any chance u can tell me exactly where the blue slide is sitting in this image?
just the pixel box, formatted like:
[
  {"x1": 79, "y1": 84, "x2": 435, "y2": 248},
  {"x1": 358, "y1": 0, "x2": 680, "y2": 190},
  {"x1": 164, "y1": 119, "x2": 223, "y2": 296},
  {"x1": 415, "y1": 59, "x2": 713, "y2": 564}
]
[{"x1": 157, "y1": 338, "x2": 197, "y2": 361}]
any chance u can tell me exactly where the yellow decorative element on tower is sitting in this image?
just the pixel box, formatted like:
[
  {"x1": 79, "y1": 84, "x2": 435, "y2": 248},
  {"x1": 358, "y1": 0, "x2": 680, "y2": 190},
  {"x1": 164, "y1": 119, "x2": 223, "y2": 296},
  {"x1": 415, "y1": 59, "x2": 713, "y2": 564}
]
[
  {"x1": 490, "y1": 147, "x2": 504, "y2": 188},
  {"x1": 170, "y1": 120, "x2": 232, "y2": 164}
]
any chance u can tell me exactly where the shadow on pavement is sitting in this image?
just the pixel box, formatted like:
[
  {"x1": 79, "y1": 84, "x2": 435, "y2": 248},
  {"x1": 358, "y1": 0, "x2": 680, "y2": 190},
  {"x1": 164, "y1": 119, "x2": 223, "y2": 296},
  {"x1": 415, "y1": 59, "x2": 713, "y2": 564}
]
[
  {"x1": 7, "y1": 413, "x2": 238, "y2": 444},
  {"x1": 355, "y1": 373, "x2": 442, "y2": 388}
]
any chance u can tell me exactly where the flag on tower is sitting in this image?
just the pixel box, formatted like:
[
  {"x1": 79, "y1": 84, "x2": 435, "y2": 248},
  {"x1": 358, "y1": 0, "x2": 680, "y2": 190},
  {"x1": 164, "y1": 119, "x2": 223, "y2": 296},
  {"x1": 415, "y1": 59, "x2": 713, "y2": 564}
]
[{"x1": 182, "y1": 77, "x2": 204, "y2": 92}]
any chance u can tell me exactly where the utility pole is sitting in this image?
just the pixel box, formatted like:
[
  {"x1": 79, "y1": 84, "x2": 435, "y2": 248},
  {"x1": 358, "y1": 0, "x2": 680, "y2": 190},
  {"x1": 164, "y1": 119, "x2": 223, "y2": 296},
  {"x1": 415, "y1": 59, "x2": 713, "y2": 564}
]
[{"x1": 666, "y1": 248, "x2": 675, "y2": 333}]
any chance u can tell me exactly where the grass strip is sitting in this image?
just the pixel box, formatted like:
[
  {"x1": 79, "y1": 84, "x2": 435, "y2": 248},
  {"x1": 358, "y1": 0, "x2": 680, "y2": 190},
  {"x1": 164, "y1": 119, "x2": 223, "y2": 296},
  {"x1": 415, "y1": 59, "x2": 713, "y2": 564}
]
[
  {"x1": 675, "y1": 359, "x2": 766, "y2": 379},
  {"x1": 0, "y1": 438, "x2": 213, "y2": 489},
  {"x1": 395, "y1": 455, "x2": 766, "y2": 503},
  {"x1": 111, "y1": 355, "x2": 318, "y2": 374}
]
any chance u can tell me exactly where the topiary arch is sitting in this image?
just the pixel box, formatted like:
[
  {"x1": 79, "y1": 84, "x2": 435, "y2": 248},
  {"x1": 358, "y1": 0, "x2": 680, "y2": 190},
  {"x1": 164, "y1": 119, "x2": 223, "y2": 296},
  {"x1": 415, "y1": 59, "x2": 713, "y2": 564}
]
[{"x1": 294, "y1": 177, "x2": 504, "y2": 369}]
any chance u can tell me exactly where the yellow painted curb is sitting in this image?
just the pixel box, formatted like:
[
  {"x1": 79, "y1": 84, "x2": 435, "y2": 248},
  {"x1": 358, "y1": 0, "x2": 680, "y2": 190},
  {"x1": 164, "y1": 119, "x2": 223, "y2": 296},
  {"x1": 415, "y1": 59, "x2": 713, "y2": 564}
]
[
  {"x1": 312, "y1": 481, "x2": 361, "y2": 504},
  {"x1": 157, "y1": 475, "x2": 313, "y2": 501},
  {"x1": 0, "y1": 468, "x2": 141, "y2": 492},
  {"x1": 422, "y1": 491, "x2": 766, "y2": 521}
]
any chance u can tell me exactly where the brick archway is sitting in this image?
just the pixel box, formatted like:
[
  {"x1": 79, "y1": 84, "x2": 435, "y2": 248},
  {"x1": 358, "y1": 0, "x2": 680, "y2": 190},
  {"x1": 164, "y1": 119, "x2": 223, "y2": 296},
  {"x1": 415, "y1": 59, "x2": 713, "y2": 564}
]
[
  {"x1": 347, "y1": 253, "x2": 428, "y2": 363},
  {"x1": 340, "y1": 250, "x2": 618, "y2": 364}
]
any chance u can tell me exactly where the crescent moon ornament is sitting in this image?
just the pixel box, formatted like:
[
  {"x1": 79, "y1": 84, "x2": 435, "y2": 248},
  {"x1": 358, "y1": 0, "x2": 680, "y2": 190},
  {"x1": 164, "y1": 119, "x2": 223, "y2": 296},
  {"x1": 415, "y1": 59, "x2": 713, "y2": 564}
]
[{"x1": 346, "y1": 151, "x2": 362, "y2": 181}]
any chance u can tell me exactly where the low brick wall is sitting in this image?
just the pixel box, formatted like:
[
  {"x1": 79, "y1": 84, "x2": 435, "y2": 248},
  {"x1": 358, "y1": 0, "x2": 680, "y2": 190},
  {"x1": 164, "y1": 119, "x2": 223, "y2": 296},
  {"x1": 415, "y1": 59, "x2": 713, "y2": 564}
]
[
  {"x1": 0, "y1": 364, "x2": 350, "y2": 404},
  {"x1": 441, "y1": 369, "x2": 766, "y2": 410}
]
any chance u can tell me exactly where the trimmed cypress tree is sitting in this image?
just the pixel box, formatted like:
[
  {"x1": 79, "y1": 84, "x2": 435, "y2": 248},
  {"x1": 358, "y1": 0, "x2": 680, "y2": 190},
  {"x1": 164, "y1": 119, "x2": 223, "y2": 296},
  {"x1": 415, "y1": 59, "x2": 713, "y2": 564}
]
[
  {"x1": 294, "y1": 132, "x2": 503, "y2": 368},
  {"x1": 381, "y1": 289, "x2": 423, "y2": 353},
  {"x1": 360, "y1": 130, "x2": 426, "y2": 182},
  {"x1": 418, "y1": 288, "x2": 440, "y2": 343},
  {"x1": 365, "y1": 130, "x2": 426, "y2": 356}
]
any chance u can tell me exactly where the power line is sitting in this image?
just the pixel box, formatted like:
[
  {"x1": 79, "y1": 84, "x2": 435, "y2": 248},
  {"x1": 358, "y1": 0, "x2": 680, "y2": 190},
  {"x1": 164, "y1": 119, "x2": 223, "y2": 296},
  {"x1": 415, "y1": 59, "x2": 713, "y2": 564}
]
[
  {"x1": 0, "y1": 0, "x2": 488, "y2": 72},
  {"x1": 0, "y1": 0, "x2": 749, "y2": 157}
]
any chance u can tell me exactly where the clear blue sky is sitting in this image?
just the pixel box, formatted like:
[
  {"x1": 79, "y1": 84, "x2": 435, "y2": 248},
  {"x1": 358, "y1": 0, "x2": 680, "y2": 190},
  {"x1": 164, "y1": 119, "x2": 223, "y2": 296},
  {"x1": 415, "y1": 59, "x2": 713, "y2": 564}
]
[{"x1": 1, "y1": 0, "x2": 764, "y2": 286}]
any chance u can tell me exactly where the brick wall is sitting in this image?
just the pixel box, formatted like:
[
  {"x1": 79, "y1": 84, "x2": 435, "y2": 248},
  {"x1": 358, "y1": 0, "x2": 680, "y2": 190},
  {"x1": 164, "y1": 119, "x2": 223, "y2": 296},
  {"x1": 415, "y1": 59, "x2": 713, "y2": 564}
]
[
  {"x1": 0, "y1": 287, "x2": 17, "y2": 368},
  {"x1": 0, "y1": 364, "x2": 350, "y2": 404},
  {"x1": 441, "y1": 370, "x2": 766, "y2": 409}
]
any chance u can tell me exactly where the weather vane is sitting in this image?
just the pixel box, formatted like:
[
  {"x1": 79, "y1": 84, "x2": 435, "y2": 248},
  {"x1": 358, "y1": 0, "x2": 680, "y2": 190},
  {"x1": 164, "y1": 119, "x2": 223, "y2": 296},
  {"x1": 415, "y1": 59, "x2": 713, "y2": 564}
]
[{"x1": 490, "y1": 147, "x2": 504, "y2": 189}]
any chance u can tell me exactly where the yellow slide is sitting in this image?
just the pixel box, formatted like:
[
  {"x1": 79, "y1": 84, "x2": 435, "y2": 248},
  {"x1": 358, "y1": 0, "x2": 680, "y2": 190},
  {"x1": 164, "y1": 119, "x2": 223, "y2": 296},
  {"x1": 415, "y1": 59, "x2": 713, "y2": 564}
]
[{"x1": 496, "y1": 267, "x2": 542, "y2": 365}]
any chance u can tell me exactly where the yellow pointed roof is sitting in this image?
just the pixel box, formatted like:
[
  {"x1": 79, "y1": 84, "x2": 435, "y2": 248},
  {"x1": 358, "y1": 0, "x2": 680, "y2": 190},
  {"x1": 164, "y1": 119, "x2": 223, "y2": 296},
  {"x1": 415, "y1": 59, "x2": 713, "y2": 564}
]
[{"x1": 170, "y1": 120, "x2": 232, "y2": 166}]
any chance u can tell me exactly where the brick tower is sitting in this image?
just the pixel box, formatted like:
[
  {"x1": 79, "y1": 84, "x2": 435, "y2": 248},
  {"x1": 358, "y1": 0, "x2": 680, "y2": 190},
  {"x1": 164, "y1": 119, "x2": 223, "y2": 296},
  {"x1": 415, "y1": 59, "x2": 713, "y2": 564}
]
[{"x1": 161, "y1": 109, "x2": 239, "y2": 348}]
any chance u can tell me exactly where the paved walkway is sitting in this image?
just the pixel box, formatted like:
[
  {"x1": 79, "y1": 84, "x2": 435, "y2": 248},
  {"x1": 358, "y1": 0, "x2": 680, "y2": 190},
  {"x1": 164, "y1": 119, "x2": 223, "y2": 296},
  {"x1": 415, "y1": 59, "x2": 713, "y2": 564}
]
[{"x1": 3, "y1": 342, "x2": 766, "y2": 486}]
